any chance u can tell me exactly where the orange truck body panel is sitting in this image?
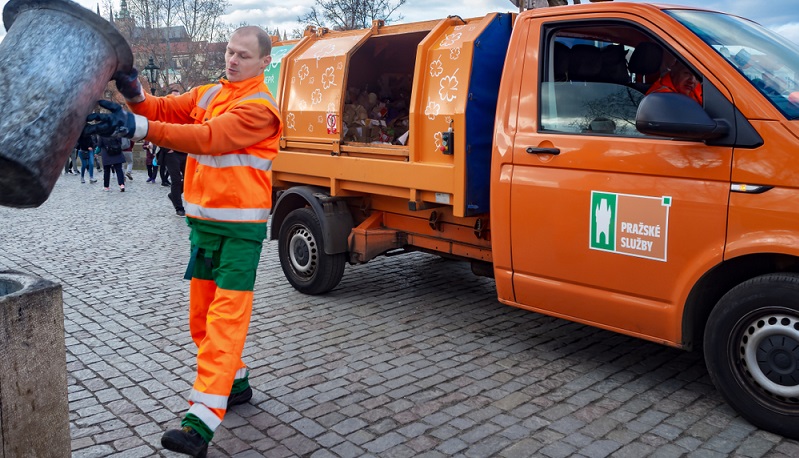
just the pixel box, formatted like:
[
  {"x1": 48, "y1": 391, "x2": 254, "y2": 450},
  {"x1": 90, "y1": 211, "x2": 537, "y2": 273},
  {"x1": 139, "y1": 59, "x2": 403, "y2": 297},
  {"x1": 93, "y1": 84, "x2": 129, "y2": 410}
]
[{"x1": 271, "y1": 2, "x2": 799, "y2": 349}]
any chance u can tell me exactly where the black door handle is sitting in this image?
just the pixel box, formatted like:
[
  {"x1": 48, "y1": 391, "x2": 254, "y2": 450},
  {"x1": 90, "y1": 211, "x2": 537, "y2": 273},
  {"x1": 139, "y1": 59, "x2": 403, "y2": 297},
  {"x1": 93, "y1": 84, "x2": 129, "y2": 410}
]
[{"x1": 526, "y1": 147, "x2": 560, "y2": 155}]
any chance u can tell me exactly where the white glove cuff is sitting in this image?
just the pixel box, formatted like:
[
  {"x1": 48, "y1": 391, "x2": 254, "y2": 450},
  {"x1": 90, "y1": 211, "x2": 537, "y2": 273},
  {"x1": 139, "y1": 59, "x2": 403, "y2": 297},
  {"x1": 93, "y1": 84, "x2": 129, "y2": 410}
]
[{"x1": 132, "y1": 114, "x2": 149, "y2": 142}]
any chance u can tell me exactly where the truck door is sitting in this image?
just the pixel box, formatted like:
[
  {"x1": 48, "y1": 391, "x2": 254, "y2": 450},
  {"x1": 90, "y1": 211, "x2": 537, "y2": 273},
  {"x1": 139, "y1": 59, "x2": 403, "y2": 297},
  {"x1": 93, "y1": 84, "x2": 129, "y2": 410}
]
[{"x1": 507, "y1": 17, "x2": 733, "y2": 344}]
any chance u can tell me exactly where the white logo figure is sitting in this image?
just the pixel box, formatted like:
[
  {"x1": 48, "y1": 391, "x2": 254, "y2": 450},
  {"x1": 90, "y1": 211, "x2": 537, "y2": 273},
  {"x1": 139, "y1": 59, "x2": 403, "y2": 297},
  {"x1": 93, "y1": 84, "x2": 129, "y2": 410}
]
[{"x1": 595, "y1": 198, "x2": 612, "y2": 244}]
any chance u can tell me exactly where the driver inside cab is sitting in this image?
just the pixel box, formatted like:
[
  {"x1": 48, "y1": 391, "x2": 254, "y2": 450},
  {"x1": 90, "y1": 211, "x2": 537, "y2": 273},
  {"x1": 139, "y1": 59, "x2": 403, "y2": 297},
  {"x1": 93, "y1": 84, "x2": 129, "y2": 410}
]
[{"x1": 646, "y1": 60, "x2": 704, "y2": 105}]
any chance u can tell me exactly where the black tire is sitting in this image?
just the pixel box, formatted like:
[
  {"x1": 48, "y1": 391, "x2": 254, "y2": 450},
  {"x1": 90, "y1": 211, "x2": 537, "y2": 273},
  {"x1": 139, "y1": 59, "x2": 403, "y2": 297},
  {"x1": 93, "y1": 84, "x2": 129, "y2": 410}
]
[
  {"x1": 704, "y1": 273, "x2": 799, "y2": 440},
  {"x1": 277, "y1": 207, "x2": 346, "y2": 295}
]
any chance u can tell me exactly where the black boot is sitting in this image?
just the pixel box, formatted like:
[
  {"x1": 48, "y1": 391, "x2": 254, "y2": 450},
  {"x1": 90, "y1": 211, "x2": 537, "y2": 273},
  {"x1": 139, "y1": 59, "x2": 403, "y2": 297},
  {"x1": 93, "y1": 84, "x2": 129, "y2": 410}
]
[
  {"x1": 227, "y1": 386, "x2": 253, "y2": 408},
  {"x1": 161, "y1": 426, "x2": 208, "y2": 457}
]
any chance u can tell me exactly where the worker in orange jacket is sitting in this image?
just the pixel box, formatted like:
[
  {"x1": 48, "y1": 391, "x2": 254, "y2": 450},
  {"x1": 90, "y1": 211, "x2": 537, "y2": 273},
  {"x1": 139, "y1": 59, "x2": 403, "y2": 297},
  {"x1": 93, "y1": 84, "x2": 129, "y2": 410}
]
[
  {"x1": 646, "y1": 60, "x2": 704, "y2": 105},
  {"x1": 84, "y1": 26, "x2": 281, "y2": 457}
]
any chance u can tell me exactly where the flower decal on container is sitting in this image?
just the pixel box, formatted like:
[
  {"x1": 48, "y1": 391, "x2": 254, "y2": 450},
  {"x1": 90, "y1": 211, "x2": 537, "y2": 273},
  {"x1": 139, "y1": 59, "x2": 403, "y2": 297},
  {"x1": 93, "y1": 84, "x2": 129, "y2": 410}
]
[
  {"x1": 425, "y1": 98, "x2": 441, "y2": 120},
  {"x1": 440, "y1": 32, "x2": 462, "y2": 48},
  {"x1": 439, "y1": 69, "x2": 459, "y2": 102},
  {"x1": 299, "y1": 100, "x2": 307, "y2": 112},
  {"x1": 322, "y1": 67, "x2": 337, "y2": 89},
  {"x1": 450, "y1": 47, "x2": 461, "y2": 60},
  {"x1": 311, "y1": 89, "x2": 323, "y2": 105},
  {"x1": 298, "y1": 64, "x2": 310, "y2": 82},
  {"x1": 286, "y1": 113, "x2": 296, "y2": 130},
  {"x1": 430, "y1": 58, "x2": 444, "y2": 77}
]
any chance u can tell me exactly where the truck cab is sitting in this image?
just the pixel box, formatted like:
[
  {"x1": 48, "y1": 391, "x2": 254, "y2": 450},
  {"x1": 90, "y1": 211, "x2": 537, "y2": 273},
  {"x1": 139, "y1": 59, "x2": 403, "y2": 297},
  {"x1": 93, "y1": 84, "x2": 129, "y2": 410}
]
[{"x1": 493, "y1": 2, "x2": 799, "y2": 438}]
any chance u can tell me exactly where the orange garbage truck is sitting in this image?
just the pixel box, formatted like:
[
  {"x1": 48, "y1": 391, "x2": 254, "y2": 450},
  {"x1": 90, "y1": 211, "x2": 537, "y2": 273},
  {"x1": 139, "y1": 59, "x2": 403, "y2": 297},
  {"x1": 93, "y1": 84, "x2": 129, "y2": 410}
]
[{"x1": 267, "y1": 1, "x2": 799, "y2": 438}]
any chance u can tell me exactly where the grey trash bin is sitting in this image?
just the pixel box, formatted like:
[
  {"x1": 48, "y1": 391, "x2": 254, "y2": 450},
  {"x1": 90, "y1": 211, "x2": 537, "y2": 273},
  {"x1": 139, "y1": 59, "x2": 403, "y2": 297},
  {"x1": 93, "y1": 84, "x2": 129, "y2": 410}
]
[
  {"x1": 0, "y1": 0, "x2": 133, "y2": 208},
  {"x1": 0, "y1": 271, "x2": 70, "y2": 457}
]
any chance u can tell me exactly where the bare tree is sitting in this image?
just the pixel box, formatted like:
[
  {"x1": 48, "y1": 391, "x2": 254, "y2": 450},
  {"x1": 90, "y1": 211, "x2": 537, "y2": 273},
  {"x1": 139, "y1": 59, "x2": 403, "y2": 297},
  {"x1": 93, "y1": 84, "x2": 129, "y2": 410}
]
[
  {"x1": 298, "y1": 0, "x2": 407, "y2": 31},
  {"x1": 119, "y1": 0, "x2": 230, "y2": 91}
]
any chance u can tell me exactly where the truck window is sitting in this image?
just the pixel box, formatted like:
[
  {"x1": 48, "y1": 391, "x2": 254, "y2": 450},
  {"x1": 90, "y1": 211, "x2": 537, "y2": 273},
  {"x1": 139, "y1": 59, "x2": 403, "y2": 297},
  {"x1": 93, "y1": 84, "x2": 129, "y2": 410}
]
[
  {"x1": 668, "y1": 9, "x2": 799, "y2": 120},
  {"x1": 539, "y1": 23, "x2": 704, "y2": 137}
]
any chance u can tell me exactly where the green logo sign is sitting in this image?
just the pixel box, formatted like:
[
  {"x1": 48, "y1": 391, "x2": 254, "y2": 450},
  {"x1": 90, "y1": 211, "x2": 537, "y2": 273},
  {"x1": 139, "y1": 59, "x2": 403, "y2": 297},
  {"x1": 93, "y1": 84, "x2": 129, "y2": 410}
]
[
  {"x1": 590, "y1": 192, "x2": 617, "y2": 251},
  {"x1": 589, "y1": 191, "x2": 671, "y2": 261},
  {"x1": 263, "y1": 44, "x2": 295, "y2": 97}
]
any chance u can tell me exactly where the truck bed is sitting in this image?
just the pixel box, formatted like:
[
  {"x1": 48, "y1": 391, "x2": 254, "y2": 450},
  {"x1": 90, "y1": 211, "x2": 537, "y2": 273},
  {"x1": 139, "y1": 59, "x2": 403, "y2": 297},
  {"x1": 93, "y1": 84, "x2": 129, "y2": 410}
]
[{"x1": 272, "y1": 13, "x2": 514, "y2": 219}]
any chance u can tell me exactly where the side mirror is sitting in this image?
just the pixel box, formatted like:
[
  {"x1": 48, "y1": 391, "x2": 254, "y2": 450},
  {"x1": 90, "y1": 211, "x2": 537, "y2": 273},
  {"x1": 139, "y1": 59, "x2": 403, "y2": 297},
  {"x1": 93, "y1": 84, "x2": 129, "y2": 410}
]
[{"x1": 636, "y1": 92, "x2": 729, "y2": 140}]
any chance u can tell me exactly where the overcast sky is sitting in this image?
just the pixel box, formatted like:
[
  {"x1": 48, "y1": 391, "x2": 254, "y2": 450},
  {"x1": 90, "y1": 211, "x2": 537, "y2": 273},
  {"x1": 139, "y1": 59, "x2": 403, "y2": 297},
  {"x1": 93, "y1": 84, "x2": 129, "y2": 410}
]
[{"x1": 1, "y1": 0, "x2": 798, "y2": 44}]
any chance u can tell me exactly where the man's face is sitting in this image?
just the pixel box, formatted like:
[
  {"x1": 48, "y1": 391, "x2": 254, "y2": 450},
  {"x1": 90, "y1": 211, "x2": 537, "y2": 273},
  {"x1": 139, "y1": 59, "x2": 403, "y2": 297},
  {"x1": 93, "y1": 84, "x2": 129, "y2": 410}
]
[
  {"x1": 225, "y1": 32, "x2": 271, "y2": 82},
  {"x1": 672, "y1": 68, "x2": 699, "y2": 96}
]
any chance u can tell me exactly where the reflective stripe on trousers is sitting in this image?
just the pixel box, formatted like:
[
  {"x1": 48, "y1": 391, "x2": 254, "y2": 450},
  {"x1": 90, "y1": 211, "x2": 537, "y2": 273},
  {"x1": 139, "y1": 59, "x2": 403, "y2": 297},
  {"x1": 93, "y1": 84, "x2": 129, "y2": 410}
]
[{"x1": 188, "y1": 279, "x2": 252, "y2": 431}]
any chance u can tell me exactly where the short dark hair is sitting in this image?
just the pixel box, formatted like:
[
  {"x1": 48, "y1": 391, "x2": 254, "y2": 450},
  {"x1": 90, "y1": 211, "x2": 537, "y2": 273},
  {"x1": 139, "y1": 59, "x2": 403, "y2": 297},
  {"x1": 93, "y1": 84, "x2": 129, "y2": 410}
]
[
  {"x1": 234, "y1": 26, "x2": 272, "y2": 58},
  {"x1": 669, "y1": 60, "x2": 694, "y2": 78}
]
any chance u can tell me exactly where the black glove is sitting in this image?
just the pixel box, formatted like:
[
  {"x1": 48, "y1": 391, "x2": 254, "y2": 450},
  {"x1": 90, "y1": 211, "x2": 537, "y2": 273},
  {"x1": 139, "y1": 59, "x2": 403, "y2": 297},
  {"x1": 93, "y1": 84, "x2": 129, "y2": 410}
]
[
  {"x1": 113, "y1": 68, "x2": 143, "y2": 100},
  {"x1": 83, "y1": 100, "x2": 148, "y2": 140}
]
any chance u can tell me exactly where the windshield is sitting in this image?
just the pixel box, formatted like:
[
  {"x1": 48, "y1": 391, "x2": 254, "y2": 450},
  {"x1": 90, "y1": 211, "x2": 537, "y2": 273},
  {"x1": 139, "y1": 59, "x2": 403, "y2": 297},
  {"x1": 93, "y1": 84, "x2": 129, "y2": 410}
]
[{"x1": 667, "y1": 10, "x2": 799, "y2": 120}]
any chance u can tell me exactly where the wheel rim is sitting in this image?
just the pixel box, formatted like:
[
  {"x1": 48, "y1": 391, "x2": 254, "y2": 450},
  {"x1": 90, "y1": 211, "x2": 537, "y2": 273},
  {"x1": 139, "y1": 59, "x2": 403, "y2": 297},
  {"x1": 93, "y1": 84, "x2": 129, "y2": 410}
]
[
  {"x1": 738, "y1": 311, "x2": 799, "y2": 401},
  {"x1": 288, "y1": 225, "x2": 317, "y2": 278}
]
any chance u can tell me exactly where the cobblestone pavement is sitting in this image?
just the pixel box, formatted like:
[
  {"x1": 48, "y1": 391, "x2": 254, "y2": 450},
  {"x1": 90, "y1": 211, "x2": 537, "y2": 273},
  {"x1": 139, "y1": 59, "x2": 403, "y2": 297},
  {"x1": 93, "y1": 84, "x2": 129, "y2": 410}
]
[{"x1": 2, "y1": 172, "x2": 799, "y2": 458}]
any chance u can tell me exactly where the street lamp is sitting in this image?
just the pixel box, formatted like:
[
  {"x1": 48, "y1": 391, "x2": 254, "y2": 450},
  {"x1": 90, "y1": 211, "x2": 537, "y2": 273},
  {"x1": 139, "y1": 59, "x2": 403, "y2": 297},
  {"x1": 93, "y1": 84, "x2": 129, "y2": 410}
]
[{"x1": 144, "y1": 56, "x2": 160, "y2": 95}]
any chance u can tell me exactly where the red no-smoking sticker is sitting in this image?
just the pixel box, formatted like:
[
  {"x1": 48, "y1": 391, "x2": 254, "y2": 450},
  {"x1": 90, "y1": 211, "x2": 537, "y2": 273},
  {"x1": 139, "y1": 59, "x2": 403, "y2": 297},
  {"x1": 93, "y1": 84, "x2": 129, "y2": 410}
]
[{"x1": 326, "y1": 113, "x2": 338, "y2": 134}]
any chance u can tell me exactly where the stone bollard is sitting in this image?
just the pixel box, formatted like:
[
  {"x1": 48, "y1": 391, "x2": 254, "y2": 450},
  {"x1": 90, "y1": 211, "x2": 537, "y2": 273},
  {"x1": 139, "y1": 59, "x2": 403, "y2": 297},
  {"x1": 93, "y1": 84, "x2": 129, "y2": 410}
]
[
  {"x1": 0, "y1": 271, "x2": 70, "y2": 458},
  {"x1": 0, "y1": 0, "x2": 132, "y2": 208}
]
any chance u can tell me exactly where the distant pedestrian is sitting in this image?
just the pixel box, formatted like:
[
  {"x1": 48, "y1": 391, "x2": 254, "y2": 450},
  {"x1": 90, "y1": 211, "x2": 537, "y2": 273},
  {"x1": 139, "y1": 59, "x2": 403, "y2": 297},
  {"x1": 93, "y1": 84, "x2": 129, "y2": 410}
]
[
  {"x1": 97, "y1": 135, "x2": 126, "y2": 192},
  {"x1": 144, "y1": 140, "x2": 158, "y2": 183},
  {"x1": 64, "y1": 145, "x2": 78, "y2": 175},
  {"x1": 163, "y1": 89, "x2": 188, "y2": 217},
  {"x1": 122, "y1": 137, "x2": 134, "y2": 181},
  {"x1": 76, "y1": 133, "x2": 97, "y2": 184},
  {"x1": 156, "y1": 145, "x2": 171, "y2": 187},
  {"x1": 95, "y1": 145, "x2": 103, "y2": 172}
]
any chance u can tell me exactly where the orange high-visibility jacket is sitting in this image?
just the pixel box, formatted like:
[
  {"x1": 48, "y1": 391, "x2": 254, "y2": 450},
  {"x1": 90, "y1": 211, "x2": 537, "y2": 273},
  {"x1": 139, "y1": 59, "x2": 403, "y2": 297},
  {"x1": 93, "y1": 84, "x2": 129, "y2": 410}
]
[
  {"x1": 646, "y1": 72, "x2": 704, "y2": 105},
  {"x1": 130, "y1": 75, "x2": 282, "y2": 223}
]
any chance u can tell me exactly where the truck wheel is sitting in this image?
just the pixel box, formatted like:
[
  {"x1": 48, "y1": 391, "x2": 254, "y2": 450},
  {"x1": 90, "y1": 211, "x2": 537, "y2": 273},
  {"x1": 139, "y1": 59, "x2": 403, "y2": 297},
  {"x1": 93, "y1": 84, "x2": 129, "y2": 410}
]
[
  {"x1": 278, "y1": 207, "x2": 345, "y2": 295},
  {"x1": 704, "y1": 273, "x2": 799, "y2": 440}
]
